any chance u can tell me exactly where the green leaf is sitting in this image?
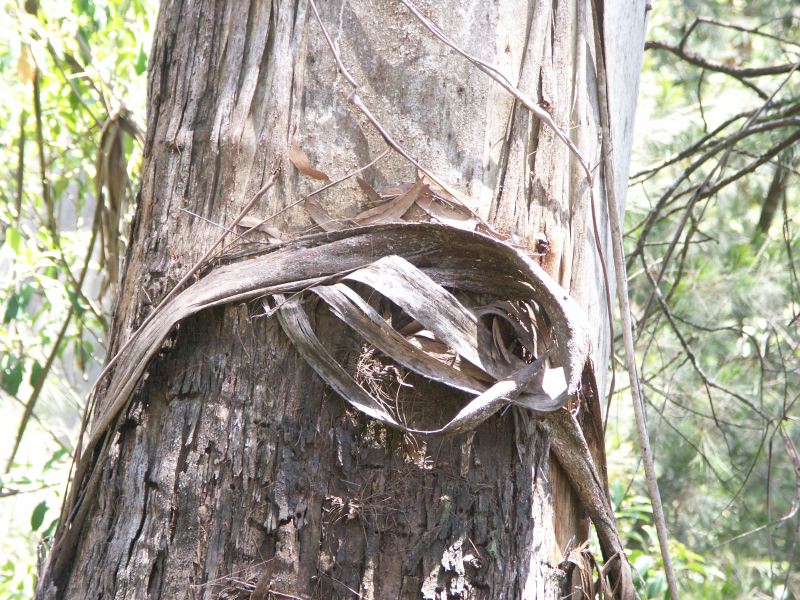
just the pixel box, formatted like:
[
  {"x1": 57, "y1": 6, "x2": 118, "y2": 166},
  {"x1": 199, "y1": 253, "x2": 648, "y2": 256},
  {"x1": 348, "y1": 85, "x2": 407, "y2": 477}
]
[
  {"x1": 1, "y1": 356, "x2": 24, "y2": 396},
  {"x1": 3, "y1": 292, "x2": 20, "y2": 323},
  {"x1": 29, "y1": 360, "x2": 44, "y2": 389},
  {"x1": 66, "y1": 290, "x2": 86, "y2": 317},
  {"x1": 6, "y1": 226, "x2": 22, "y2": 253},
  {"x1": 134, "y1": 45, "x2": 147, "y2": 75},
  {"x1": 42, "y1": 517, "x2": 59, "y2": 538},
  {"x1": 19, "y1": 284, "x2": 34, "y2": 311},
  {"x1": 43, "y1": 447, "x2": 68, "y2": 471},
  {"x1": 30, "y1": 501, "x2": 48, "y2": 532},
  {"x1": 74, "y1": 0, "x2": 91, "y2": 16}
]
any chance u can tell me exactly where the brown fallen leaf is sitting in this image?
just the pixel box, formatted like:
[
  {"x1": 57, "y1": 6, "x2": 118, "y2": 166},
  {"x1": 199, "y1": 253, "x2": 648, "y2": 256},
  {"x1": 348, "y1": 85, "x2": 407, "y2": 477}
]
[
  {"x1": 289, "y1": 139, "x2": 329, "y2": 181},
  {"x1": 356, "y1": 177, "x2": 383, "y2": 204},
  {"x1": 236, "y1": 216, "x2": 283, "y2": 242},
  {"x1": 377, "y1": 182, "x2": 415, "y2": 197},
  {"x1": 419, "y1": 173, "x2": 484, "y2": 215},
  {"x1": 355, "y1": 178, "x2": 427, "y2": 225},
  {"x1": 305, "y1": 198, "x2": 347, "y2": 231},
  {"x1": 18, "y1": 44, "x2": 36, "y2": 85},
  {"x1": 416, "y1": 192, "x2": 477, "y2": 230}
]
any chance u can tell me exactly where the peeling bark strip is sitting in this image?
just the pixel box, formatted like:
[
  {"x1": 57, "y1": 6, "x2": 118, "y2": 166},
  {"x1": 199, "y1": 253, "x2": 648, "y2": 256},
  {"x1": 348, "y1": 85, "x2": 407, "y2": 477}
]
[{"x1": 83, "y1": 223, "x2": 590, "y2": 446}]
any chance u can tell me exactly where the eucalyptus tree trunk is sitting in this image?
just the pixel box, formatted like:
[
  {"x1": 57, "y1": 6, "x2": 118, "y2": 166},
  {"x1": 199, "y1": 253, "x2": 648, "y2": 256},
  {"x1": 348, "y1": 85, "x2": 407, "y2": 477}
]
[{"x1": 38, "y1": 0, "x2": 647, "y2": 598}]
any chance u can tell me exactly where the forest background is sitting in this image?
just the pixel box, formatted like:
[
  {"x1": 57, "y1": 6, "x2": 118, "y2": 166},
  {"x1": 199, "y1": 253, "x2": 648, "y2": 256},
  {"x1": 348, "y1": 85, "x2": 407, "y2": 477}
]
[{"x1": 0, "y1": 0, "x2": 797, "y2": 598}]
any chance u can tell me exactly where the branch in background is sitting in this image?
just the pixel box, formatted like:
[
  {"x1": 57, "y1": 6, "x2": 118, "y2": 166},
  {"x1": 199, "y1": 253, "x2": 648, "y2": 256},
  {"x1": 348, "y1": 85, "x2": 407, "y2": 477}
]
[
  {"x1": 15, "y1": 110, "x2": 26, "y2": 224},
  {"x1": 692, "y1": 16, "x2": 800, "y2": 50},
  {"x1": 630, "y1": 99, "x2": 800, "y2": 183},
  {"x1": 782, "y1": 194, "x2": 800, "y2": 326},
  {"x1": 46, "y1": 41, "x2": 102, "y2": 128},
  {"x1": 755, "y1": 150, "x2": 792, "y2": 236},
  {"x1": 642, "y1": 258, "x2": 769, "y2": 417},
  {"x1": 32, "y1": 68, "x2": 58, "y2": 242},
  {"x1": 629, "y1": 117, "x2": 800, "y2": 262},
  {"x1": 5, "y1": 306, "x2": 73, "y2": 472},
  {"x1": 635, "y1": 127, "x2": 800, "y2": 334},
  {"x1": 630, "y1": 65, "x2": 800, "y2": 340},
  {"x1": 594, "y1": 10, "x2": 681, "y2": 596},
  {"x1": 645, "y1": 40, "x2": 800, "y2": 78},
  {"x1": 5, "y1": 181, "x2": 105, "y2": 472},
  {"x1": 3, "y1": 389, "x2": 69, "y2": 454}
]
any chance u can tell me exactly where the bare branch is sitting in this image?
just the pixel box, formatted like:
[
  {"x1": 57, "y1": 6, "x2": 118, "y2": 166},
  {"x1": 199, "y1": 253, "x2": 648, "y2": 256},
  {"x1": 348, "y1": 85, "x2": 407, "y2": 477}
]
[{"x1": 646, "y1": 40, "x2": 800, "y2": 78}]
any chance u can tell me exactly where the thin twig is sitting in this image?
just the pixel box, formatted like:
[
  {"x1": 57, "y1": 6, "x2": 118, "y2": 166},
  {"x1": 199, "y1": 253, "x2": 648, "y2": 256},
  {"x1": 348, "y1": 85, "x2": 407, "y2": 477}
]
[
  {"x1": 15, "y1": 109, "x2": 26, "y2": 224},
  {"x1": 694, "y1": 16, "x2": 800, "y2": 49},
  {"x1": 309, "y1": 0, "x2": 492, "y2": 230},
  {"x1": 397, "y1": 0, "x2": 593, "y2": 178},
  {"x1": 642, "y1": 261, "x2": 769, "y2": 420},
  {"x1": 46, "y1": 41, "x2": 102, "y2": 128},
  {"x1": 4, "y1": 390, "x2": 69, "y2": 452},
  {"x1": 32, "y1": 67, "x2": 58, "y2": 241},
  {"x1": 593, "y1": 3, "x2": 681, "y2": 596},
  {"x1": 398, "y1": 0, "x2": 618, "y2": 420},
  {"x1": 231, "y1": 148, "x2": 392, "y2": 246},
  {"x1": 633, "y1": 63, "x2": 800, "y2": 332},
  {"x1": 646, "y1": 41, "x2": 800, "y2": 78},
  {"x1": 5, "y1": 176, "x2": 105, "y2": 471},
  {"x1": 629, "y1": 117, "x2": 800, "y2": 262},
  {"x1": 629, "y1": 100, "x2": 800, "y2": 182}
]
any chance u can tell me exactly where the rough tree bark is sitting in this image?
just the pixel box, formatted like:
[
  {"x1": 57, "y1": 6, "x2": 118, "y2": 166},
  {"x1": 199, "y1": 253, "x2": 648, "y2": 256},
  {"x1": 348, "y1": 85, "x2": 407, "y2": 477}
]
[{"x1": 39, "y1": 0, "x2": 647, "y2": 598}]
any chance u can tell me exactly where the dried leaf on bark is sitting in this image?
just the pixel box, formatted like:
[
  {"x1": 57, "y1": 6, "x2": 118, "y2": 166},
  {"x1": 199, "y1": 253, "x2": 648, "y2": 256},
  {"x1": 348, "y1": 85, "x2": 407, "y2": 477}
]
[
  {"x1": 57, "y1": 222, "x2": 625, "y2": 594},
  {"x1": 416, "y1": 191, "x2": 477, "y2": 230},
  {"x1": 95, "y1": 115, "x2": 132, "y2": 296},
  {"x1": 354, "y1": 178, "x2": 427, "y2": 224},
  {"x1": 289, "y1": 139, "x2": 330, "y2": 181},
  {"x1": 356, "y1": 177, "x2": 383, "y2": 204},
  {"x1": 310, "y1": 283, "x2": 485, "y2": 394},
  {"x1": 236, "y1": 216, "x2": 283, "y2": 242},
  {"x1": 305, "y1": 198, "x2": 348, "y2": 231}
]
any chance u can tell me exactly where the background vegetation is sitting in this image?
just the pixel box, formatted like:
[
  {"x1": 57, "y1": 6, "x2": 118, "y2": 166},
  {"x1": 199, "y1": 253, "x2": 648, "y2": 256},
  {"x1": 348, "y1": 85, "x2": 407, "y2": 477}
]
[
  {"x1": 0, "y1": 0, "x2": 152, "y2": 596},
  {"x1": 0, "y1": 0, "x2": 797, "y2": 598}
]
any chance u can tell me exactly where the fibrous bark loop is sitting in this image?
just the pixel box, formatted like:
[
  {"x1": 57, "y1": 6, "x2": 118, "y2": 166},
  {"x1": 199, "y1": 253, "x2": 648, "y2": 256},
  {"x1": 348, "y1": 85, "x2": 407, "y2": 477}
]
[
  {"x1": 274, "y1": 252, "x2": 571, "y2": 435},
  {"x1": 85, "y1": 222, "x2": 591, "y2": 453}
]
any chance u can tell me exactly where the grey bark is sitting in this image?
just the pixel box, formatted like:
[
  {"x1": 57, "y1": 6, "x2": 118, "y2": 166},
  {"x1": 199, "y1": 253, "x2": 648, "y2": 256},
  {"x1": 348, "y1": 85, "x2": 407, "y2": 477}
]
[{"x1": 39, "y1": 0, "x2": 646, "y2": 598}]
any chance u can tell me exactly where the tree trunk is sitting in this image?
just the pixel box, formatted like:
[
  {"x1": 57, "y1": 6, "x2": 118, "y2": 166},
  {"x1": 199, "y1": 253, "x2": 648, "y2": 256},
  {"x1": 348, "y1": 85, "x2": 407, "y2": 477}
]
[{"x1": 39, "y1": 0, "x2": 646, "y2": 598}]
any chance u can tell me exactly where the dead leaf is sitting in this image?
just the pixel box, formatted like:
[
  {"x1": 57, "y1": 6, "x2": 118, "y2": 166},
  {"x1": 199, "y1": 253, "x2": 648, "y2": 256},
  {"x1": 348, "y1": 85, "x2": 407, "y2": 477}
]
[
  {"x1": 355, "y1": 179, "x2": 427, "y2": 225},
  {"x1": 236, "y1": 216, "x2": 283, "y2": 242},
  {"x1": 492, "y1": 318, "x2": 514, "y2": 364},
  {"x1": 82, "y1": 222, "x2": 591, "y2": 454},
  {"x1": 416, "y1": 192, "x2": 477, "y2": 230},
  {"x1": 95, "y1": 116, "x2": 130, "y2": 296},
  {"x1": 356, "y1": 177, "x2": 383, "y2": 204},
  {"x1": 420, "y1": 173, "x2": 483, "y2": 215},
  {"x1": 377, "y1": 182, "x2": 414, "y2": 197},
  {"x1": 305, "y1": 198, "x2": 347, "y2": 231},
  {"x1": 289, "y1": 140, "x2": 329, "y2": 181},
  {"x1": 311, "y1": 283, "x2": 486, "y2": 394},
  {"x1": 17, "y1": 44, "x2": 36, "y2": 85}
]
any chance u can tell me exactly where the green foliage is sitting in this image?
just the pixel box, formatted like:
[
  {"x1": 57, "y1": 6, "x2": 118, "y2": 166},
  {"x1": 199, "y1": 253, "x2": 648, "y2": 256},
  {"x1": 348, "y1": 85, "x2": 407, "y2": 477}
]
[
  {"x1": 0, "y1": 0, "x2": 155, "y2": 597},
  {"x1": 612, "y1": 1, "x2": 800, "y2": 598}
]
